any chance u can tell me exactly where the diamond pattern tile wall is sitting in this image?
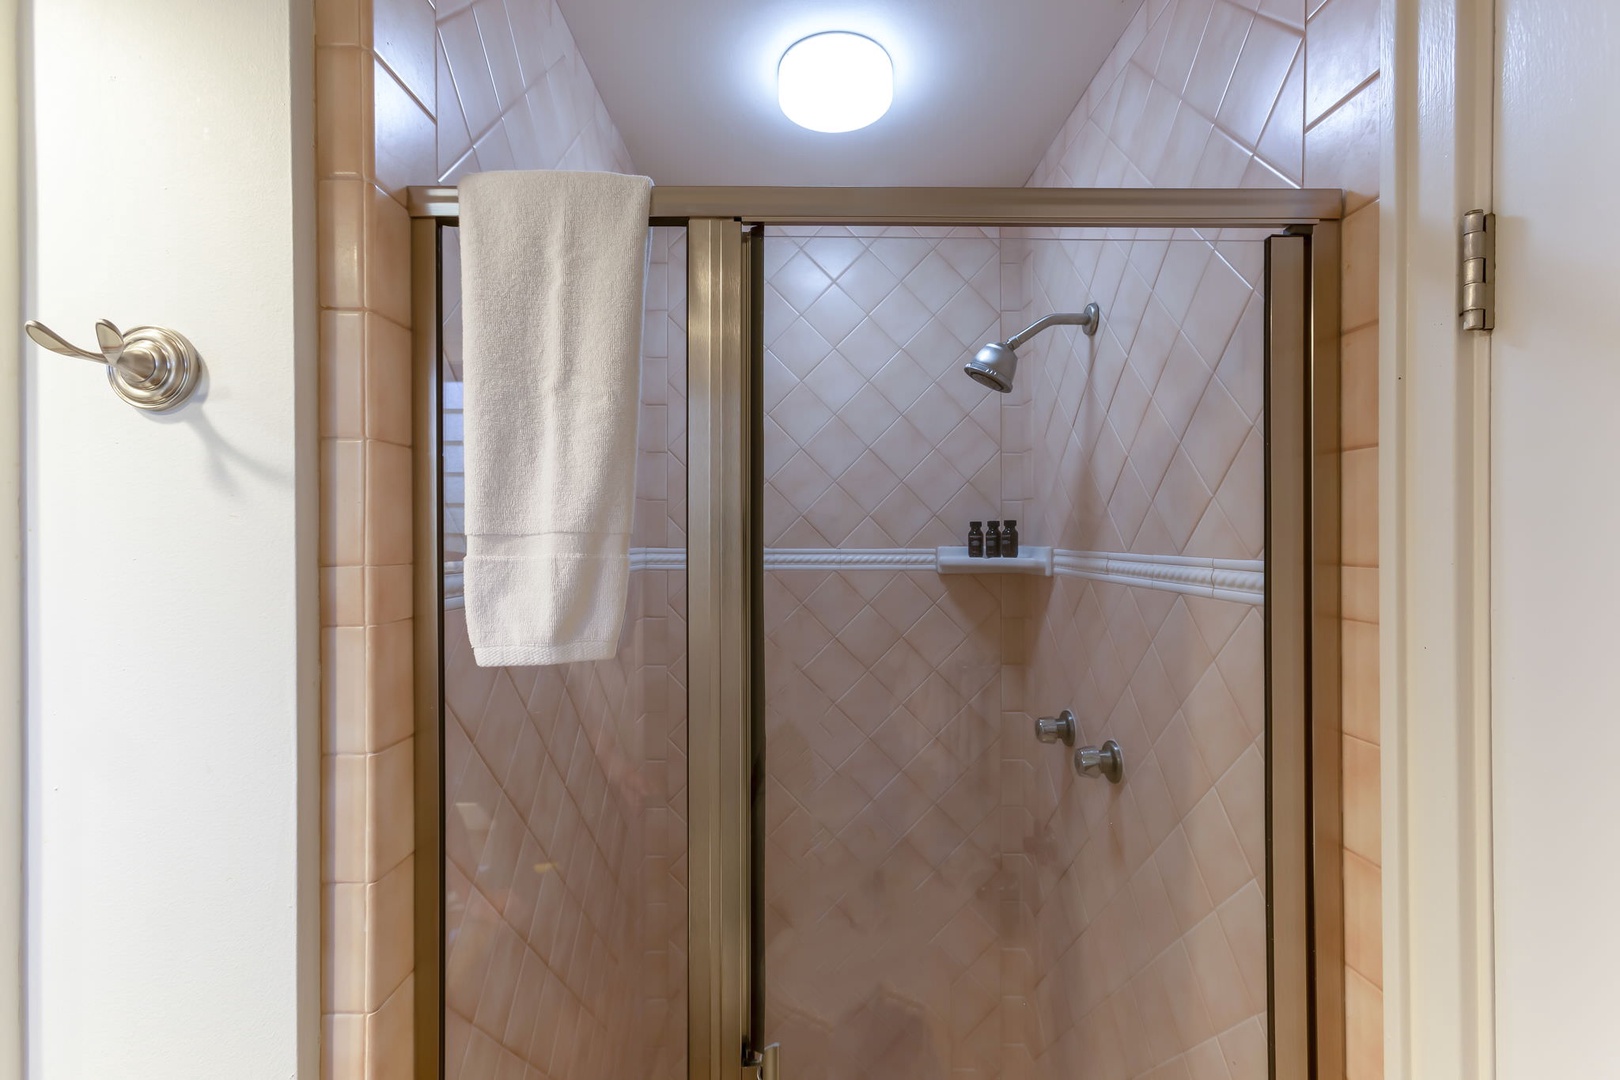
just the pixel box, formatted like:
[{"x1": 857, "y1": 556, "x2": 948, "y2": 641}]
[
  {"x1": 762, "y1": 568, "x2": 1009, "y2": 1080},
  {"x1": 1009, "y1": 577, "x2": 1268, "y2": 1080},
  {"x1": 763, "y1": 227, "x2": 1017, "y2": 551},
  {"x1": 443, "y1": 601, "x2": 642, "y2": 1080},
  {"x1": 1002, "y1": 0, "x2": 1302, "y2": 1075},
  {"x1": 442, "y1": 562, "x2": 686, "y2": 1080},
  {"x1": 1014, "y1": 231, "x2": 1267, "y2": 562}
]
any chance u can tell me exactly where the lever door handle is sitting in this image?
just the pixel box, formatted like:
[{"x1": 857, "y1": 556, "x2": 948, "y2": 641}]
[{"x1": 26, "y1": 318, "x2": 203, "y2": 411}]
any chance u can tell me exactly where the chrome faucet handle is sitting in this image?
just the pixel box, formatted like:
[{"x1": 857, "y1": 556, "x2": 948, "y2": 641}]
[
  {"x1": 1073, "y1": 739, "x2": 1124, "y2": 784},
  {"x1": 26, "y1": 318, "x2": 202, "y2": 411},
  {"x1": 1034, "y1": 709, "x2": 1077, "y2": 747}
]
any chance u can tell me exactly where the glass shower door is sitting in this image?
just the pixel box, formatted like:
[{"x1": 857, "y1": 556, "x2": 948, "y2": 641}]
[
  {"x1": 436, "y1": 223, "x2": 690, "y2": 1080},
  {"x1": 755, "y1": 223, "x2": 1286, "y2": 1080},
  {"x1": 415, "y1": 191, "x2": 1331, "y2": 1080}
]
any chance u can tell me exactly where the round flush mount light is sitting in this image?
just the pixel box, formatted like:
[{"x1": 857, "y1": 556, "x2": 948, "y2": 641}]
[{"x1": 778, "y1": 32, "x2": 894, "y2": 133}]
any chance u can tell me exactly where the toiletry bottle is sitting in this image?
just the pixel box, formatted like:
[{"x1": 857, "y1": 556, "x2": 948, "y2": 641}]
[
  {"x1": 1001, "y1": 519, "x2": 1019, "y2": 557},
  {"x1": 967, "y1": 521, "x2": 984, "y2": 558},
  {"x1": 986, "y1": 521, "x2": 1002, "y2": 558}
]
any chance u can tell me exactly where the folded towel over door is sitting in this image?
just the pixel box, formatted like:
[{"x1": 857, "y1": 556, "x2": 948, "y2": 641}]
[{"x1": 460, "y1": 169, "x2": 653, "y2": 666}]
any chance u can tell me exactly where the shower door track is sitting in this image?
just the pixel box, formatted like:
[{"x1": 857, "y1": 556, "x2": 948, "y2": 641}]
[{"x1": 407, "y1": 185, "x2": 1345, "y2": 1080}]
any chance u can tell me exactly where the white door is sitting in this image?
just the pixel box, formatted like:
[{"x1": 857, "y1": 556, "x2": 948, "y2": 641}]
[{"x1": 1491, "y1": 0, "x2": 1620, "y2": 1073}]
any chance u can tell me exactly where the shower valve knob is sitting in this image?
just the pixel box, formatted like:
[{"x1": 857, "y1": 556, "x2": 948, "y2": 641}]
[
  {"x1": 1074, "y1": 739, "x2": 1125, "y2": 784},
  {"x1": 1034, "y1": 709, "x2": 1077, "y2": 746}
]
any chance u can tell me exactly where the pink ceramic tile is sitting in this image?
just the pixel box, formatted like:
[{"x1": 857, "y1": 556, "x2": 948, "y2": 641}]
[
  {"x1": 374, "y1": 0, "x2": 435, "y2": 109},
  {"x1": 317, "y1": 47, "x2": 373, "y2": 181},
  {"x1": 1305, "y1": 0, "x2": 1380, "y2": 124},
  {"x1": 1157, "y1": 0, "x2": 1218, "y2": 94},
  {"x1": 364, "y1": 183, "x2": 412, "y2": 326},
  {"x1": 1341, "y1": 199, "x2": 1380, "y2": 331},
  {"x1": 321, "y1": 310, "x2": 366, "y2": 439},
  {"x1": 1342, "y1": 734, "x2": 1380, "y2": 863},
  {"x1": 1218, "y1": 19, "x2": 1301, "y2": 148},
  {"x1": 438, "y1": 12, "x2": 501, "y2": 139},
  {"x1": 374, "y1": 59, "x2": 436, "y2": 203},
  {"x1": 1255, "y1": 41, "x2": 1306, "y2": 183},
  {"x1": 1305, "y1": 75, "x2": 1380, "y2": 211},
  {"x1": 1182, "y1": 3, "x2": 1253, "y2": 120},
  {"x1": 319, "y1": 179, "x2": 367, "y2": 311}
]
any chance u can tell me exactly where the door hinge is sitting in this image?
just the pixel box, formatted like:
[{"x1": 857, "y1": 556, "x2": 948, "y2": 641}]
[
  {"x1": 743, "y1": 1043, "x2": 780, "y2": 1080},
  {"x1": 1461, "y1": 209, "x2": 1496, "y2": 332}
]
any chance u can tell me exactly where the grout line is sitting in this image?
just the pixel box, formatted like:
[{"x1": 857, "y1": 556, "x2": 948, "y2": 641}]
[
  {"x1": 374, "y1": 48, "x2": 436, "y2": 121},
  {"x1": 1304, "y1": 71, "x2": 1380, "y2": 134}
]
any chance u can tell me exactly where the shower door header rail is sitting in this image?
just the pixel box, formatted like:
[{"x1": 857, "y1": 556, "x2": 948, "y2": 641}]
[{"x1": 406, "y1": 184, "x2": 1343, "y2": 227}]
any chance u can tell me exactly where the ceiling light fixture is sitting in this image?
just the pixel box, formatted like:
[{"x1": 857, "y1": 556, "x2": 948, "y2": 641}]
[{"x1": 777, "y1": 32, "x2": 893, "y2": 133}]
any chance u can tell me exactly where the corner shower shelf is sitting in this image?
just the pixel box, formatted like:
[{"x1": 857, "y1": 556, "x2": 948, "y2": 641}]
[{"x1": 935, "y1": 545, "x2": 1054, "y2": 576}]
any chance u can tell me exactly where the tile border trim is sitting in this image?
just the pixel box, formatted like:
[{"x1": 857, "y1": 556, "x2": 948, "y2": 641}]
[
  {"x1": 444, "y1": 548, "x2": 1263, "y2": 607},
  {"x1": 1052, "y1": 550, "x2": 1265, "y2": 604}
]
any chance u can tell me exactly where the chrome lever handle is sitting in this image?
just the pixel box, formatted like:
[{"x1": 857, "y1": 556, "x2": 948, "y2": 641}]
[
  {"x1": 25, "y1": 318, "x2": 203, "y2": 411},
  {"x1": 25, "y1": 320, "x2": 108, "y2": 363},
  {"x1": 27, "y1": 319, "x2": 152, "y2": 378},
  {"x1": 1073, "y1": 739, "x2": 1124, "y2": 784},
  {"x1": 1034, "y1": 709, "x2": 1076, "y2": 746}
]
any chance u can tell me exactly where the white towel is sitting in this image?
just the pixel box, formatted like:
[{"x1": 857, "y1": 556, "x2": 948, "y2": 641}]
[{"x1": 460, "y1": 169, "x2": 652, "y2": 667}]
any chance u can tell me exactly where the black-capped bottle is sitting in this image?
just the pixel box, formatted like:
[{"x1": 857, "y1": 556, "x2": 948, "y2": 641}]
[
  {"x1": 967, "y1": 521, "x2": 985, "y2": 558},
  {"x1": 985, "y1": 521, "x2": 1002, "y2": 558},
  {"x1": 1001, "y1": 519, "x2": 1019, "y2": 557}
]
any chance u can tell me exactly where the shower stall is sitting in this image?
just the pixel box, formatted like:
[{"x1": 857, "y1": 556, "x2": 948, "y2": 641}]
[{"x1": 409, "y1": 187, "x2": 1342, "y2": 1080}]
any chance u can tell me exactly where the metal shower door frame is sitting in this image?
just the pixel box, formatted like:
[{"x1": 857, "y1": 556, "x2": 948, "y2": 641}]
[{"x1": 406, "y1": 186, "x2": 1344, "y2": 1080}]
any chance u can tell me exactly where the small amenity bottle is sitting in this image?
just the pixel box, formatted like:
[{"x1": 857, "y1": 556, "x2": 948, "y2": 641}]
[
  {"x1": 967, "y1": 521, "x2": 984, "y2": 558},
  {"x1": 1001, "y1": 519, "x2": 1019, "y2": 557},
  {"x1": 985, "y1": 521, "x2": 1002, "y2": 558}
]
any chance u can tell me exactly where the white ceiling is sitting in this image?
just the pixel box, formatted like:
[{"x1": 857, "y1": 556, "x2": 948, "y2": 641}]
[{"x1": 554, "y1": 0, "x2": 1145, "y2": 186}]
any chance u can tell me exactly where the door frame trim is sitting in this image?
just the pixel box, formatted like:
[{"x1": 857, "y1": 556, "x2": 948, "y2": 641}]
[
  {"x1": 1380, "y1": 0, "x2": 1498, "y2": 1077},
  {"x1": 686, "y1": 218, "x2": 757, "y2": 1080},
  {"x1": 0, "y1": 0, "x2": 20, "y2": 1075}
]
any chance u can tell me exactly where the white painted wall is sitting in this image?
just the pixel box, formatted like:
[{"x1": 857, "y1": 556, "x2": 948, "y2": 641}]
[{"x1": 21, "y1": 1, "x2": 317, "y2": 1077}]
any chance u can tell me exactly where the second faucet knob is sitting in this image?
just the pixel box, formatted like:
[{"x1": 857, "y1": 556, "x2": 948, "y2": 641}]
[
  {"x1": 1074, "y1": 739, "x2": 1125, "y2": 783},
  {"x1": 1034, "y1": 709, "x2": 1077, "y2": 746}
]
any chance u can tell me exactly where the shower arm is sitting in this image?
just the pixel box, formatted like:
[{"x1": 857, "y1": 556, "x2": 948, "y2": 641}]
[{"x1": 1004, "y1": 303, "x2": 1101, "y2": 349}]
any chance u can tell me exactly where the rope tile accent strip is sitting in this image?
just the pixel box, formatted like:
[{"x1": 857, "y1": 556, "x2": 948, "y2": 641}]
[
  {"x1": 1052, "y1": 550, "x2": 1263, "y2": 604},
  {"x1": 446, "y1": 548, "x2": 1263, "y2": 608}
]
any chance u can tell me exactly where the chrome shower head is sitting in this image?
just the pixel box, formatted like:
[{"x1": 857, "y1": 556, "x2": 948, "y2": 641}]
[
  {"x1": 963, "y1": 302, "x2": 1102, "y2": 394},
  {"x1": 965, "y1": 341, "x2": 1018, "y2": 393}
]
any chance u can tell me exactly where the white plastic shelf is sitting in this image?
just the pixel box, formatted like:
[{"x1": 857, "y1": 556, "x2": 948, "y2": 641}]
[{"x1": 935, "y1": 545, "x2": 1053, "y2": 576}]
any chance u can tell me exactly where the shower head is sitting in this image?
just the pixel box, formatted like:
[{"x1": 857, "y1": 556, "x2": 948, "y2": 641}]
[
  {"x1": 965, "y1": 341, "x2": 1018, "y2": 393},
  {"x1": 963, "y1": 302, "x2": 1102, "y2": 394}
]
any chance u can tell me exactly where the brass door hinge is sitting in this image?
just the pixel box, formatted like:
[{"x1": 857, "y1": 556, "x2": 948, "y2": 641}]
[{"x1": 1461, "y1": 209, "x2": 1496, "y2": 331}]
